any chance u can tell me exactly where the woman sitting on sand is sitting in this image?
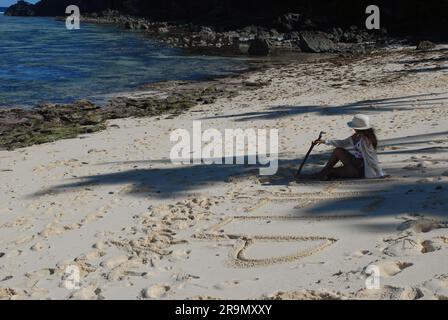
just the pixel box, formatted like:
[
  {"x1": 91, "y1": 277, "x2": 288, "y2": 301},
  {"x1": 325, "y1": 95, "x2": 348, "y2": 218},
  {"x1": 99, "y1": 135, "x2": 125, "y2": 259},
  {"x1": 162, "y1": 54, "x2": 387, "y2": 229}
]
[{"x1": 311, "y1": 114, "x2": 384, "y2": 180}]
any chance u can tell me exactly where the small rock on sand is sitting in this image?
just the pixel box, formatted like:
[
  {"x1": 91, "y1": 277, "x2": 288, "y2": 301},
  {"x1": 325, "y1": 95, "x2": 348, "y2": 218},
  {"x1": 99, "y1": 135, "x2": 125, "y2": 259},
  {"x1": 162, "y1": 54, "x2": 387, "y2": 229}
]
[{"x1": 416, "y1": 41, "x2": 436, "y2": 51}]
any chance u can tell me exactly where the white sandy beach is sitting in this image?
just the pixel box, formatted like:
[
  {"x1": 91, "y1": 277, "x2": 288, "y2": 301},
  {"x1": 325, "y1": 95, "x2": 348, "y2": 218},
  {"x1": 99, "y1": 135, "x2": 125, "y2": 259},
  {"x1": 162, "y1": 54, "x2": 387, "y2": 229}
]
[{"x1": 1, "y1": 45, "x2": 448, "y2": 300}]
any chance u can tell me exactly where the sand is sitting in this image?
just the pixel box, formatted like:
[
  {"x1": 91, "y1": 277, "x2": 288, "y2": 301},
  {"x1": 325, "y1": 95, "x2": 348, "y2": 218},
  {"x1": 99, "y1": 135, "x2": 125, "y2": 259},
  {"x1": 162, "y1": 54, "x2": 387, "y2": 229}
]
[{"x1": 1, "y1": 45, "x2": 448, "y2": 300}]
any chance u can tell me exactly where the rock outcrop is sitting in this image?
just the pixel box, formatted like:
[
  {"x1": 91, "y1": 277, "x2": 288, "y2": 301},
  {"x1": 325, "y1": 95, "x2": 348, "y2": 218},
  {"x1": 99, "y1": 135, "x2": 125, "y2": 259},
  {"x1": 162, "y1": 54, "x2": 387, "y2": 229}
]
[
  {"x1": 248, "y1": 37, "x2": 272, "y2": 56},
  {"x1": 299, "y1": 31, "x2": 335, "y2": 53},
  {"x1": 0, "y1": 81, "x2": 235, "y2": 150},
  {"x1": 416, "y1": 40, "x2": 436, "y2": 51},
  {"x1": 5, "y1": 1, "x2": 448, "y2": 39},
  {"x1": 5, "y1": 0, "x2": 35, "y2": 16}
]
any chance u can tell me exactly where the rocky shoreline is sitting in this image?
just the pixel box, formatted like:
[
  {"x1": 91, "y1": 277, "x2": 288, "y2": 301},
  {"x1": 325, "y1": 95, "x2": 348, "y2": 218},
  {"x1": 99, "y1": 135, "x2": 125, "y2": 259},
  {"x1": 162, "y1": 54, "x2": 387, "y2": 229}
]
[
  {"x1": 0, "y1": 80, "x2": 235, "y2": 150},
  {"x1": 79, "y1": 11, "x2": 391, "y2": 56},
  {"x1": 0, "y1": 57, "x2": 302, "y2": 150},
  {"x1": 3, "y1": 7, "x2": 376, "y2": 151},
  {"x1": 7, "y1": 2, "x2": 396, "y2": 55},
  {"x1": 0, "y1": 5, "x2": 424, "y2": 151}
]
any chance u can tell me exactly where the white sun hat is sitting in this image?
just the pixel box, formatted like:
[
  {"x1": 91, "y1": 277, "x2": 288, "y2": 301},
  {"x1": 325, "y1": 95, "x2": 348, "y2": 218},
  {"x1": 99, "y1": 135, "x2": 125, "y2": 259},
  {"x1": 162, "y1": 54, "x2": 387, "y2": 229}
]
[{"x1": 347, "y1": 114, "x2": 372, "y2": 130}]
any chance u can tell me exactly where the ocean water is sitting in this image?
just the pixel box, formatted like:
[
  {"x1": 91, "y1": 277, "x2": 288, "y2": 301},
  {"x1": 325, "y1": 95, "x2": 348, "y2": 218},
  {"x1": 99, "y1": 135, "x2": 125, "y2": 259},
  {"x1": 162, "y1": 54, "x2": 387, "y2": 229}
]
[{"x1": 0, "y1": 15, "x2": 246, "y2": 108}]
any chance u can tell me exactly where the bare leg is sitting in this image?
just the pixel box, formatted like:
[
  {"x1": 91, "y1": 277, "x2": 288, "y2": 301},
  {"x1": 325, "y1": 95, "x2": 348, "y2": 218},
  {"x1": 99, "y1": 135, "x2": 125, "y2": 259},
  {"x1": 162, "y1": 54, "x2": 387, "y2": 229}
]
[
  {"x1": 325, "y1": 165, "x2": 361, "y2": 179},
  {"x1": 323, "y1": 148, "x2": 356, "y2": 168},
  {"x1": 320, "y1": 148, "x2": 363, "y2": 180}
]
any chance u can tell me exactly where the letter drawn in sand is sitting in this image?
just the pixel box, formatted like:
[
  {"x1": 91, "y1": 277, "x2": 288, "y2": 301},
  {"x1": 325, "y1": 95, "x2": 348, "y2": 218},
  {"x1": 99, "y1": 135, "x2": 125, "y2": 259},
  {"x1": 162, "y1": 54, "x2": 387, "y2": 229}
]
[{"x1": 193, "y1": 187, "x2": 387, "y2": 268}]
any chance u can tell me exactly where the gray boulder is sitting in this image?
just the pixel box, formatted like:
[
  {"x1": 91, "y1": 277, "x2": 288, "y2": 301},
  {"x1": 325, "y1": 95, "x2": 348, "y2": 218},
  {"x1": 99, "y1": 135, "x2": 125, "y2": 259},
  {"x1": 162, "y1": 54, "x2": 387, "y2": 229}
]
[
  {"x1": 299, "y1": 31, "x2": 335, "y2": 53},
  {"x1": 416, "y1": 41, "x2": 436, "y2": 51},
  {"x1": 248, "y1": 37, "x2": 272, "y2": 56}
]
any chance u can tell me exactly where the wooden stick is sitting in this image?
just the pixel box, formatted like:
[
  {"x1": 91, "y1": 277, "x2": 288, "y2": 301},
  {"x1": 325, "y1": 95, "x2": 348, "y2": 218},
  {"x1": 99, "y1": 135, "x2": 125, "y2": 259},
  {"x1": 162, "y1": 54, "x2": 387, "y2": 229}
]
[{"x1": 296, "y1": 131, "x2": 325, "y2": 176}]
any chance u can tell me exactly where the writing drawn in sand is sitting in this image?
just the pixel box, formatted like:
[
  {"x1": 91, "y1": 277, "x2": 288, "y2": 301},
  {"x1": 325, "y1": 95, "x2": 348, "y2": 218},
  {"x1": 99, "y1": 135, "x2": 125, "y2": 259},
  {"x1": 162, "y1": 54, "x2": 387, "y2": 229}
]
[{"x1": 194, "y1": 189, "x2": 386, "y2": 268}]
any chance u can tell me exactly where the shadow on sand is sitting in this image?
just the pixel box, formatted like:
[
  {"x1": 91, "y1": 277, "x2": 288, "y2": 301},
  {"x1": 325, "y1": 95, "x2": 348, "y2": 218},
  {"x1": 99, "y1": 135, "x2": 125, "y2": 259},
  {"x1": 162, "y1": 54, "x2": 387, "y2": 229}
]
[
  {"x1": 201, "y1": 93, "x2": 448, "y2": 122},
  {"x1": 29, "y1": 130, "x2": 448, "y2": 232}
]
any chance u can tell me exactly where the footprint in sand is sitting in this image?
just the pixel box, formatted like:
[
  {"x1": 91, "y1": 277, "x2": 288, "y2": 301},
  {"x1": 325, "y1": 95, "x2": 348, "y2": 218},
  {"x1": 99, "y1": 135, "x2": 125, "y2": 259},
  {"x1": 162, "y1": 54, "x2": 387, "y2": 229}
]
[
  {"x1": 56, "y1": 257, "x2": 97, "y2": 280},
  {"x1": 80, "y1": 250, "x2": 106, "y2": 261},
  {"x1": 4, "y1": 249, "x2": 23, "y2": 258},
  {"x1": 213, "y1": 280, "x2": 242, "y2": 290},
  {"x1": 397, "y1": 218, "x2": 448, "y2": 233},
  {"x1": 15, "y1": 235, "x2": 35, "y2": 246},
  {"x1": 81, "y1": 205, "x2": 112, "y2": 225},
  {"x1": 172, "y1": 273, "x2": 200, "y2": 282},
  {"x1": 25, "y1": 268, "x2": 56, "y2": 286},
  {"x1": 0, "y1": 287, "x2": 26, "y2": 300},
  {"x1": 383, "y1": 238, "x2": 422, "y2": 257},
  {"x1": 350, "y1": 250, "x2": 371, "y2": 258},
  {"x1": 1, "y1": 216, "x2": 28, "y2": 228},
  {"x1": 372, "y1": 261, "x2": 413, "y2": 277},
  {"x1": 68, "y1": 286, "x2": 101, "y2": 300},
  {"x1": 26, "y1": 268, "x2": 56, "y2": 279},
  {"x1": 38, "y1": 223, "x2": 65, "y2": 238},
  {"x1": 100, "y1": 255, "x2": 129, "y2": 269},
  {"x1": 419, "y1": 274, "x2": 448, "y2": 299},
  {"x1": 30, "y1": 242, "x2": 49, "y2": 252},
  {"x1": 265, "y1": 289, "x2": 343, "y2": 300},
  {"x1": 383, "y1": 238, "x2": 438, "y2": 257},
  {"x1": 435, "y1": 236, "x2": 448, "y2": 244},
  {"x1": 355, "y1": 285, "x2": 423, "y2": 300},
  {"x1": 142, "y1": 284, "x2": 171, "y2": 299}
]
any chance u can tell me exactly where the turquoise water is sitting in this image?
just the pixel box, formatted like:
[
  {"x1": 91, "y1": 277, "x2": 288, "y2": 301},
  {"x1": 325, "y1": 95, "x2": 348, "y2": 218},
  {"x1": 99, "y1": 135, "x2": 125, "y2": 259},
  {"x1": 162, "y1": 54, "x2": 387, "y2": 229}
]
[{"x1": 0, "y1": 15, "x2": 246, "y2": 108}]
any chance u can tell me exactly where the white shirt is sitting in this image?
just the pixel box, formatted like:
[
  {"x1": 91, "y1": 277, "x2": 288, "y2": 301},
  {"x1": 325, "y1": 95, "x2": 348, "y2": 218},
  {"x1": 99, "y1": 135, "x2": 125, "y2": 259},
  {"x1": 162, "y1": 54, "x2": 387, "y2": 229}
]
[
  {"x1": 325, "y1": 136, "x2": 384, "y2": 178},
  {"x1": 350, "y1": 139, "x2": 363, "y2": 159}
]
